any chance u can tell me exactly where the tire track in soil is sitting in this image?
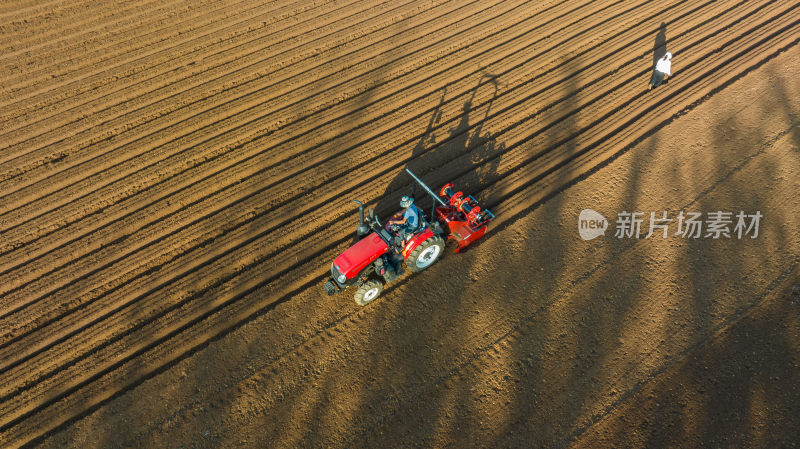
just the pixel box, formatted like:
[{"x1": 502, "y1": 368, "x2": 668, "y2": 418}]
[{"x1": 0, "y1": 1, "x2": 796, "y2": 446}]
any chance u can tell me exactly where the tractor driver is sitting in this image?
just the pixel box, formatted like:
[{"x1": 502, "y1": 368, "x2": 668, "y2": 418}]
[{"x1": 388, "y1": 195, "x2": 420, "y2": 241}]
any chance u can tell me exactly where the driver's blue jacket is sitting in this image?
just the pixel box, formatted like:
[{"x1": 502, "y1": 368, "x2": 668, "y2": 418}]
[{"x1": 403, "y1": 205, "x2": 420, "y2": 231}]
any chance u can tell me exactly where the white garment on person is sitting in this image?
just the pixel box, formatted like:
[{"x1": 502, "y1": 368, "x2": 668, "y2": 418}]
[{"x1": 655, "y1": 53, "x2": 672, "y2": 75}]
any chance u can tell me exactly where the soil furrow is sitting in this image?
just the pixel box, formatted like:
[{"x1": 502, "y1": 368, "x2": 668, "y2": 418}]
[
  {"x1": 0, "y1": 0, "x2": 182, "y2": 67},
  {"x1": 0, "y1": 0, "x2": 344, "y2": 120},
  {"x1": 0, "y1": 0, "x2": 640, "y2": 250},
  {"x1": 0, "y1": 0, "x2": 304, "y2": 79},
  {"x1": 0, "y1": 0, "x2": 469, "y2": 193},
  {"x1": 0, "y1": 0, "x2": 676, "y2": 326},
  {"x1": 0, "y1": 0, "x2": 580, "y2": 256},
  {"x1": 0, "y1": 2, "x2": 796, "y2": 447},
  {"x1": 0, "y1": 0, "x2": 379, "y2": 146},
  {"x1": 0, "y1": 16, "x2": 789, "y2": 412},
  {"x1": 0, "y1": 0, "x2": 764, "y2": 346},
  {"x1": 0, "y1": 0, "x2": 81, "y2": 21}
]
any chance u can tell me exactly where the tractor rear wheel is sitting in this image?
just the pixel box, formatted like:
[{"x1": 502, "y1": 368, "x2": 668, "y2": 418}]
[
  {"x1": 354, "y1": 279, "x2": 383, "y2": 306},
  {"x1": 406, "y1": 235, "x2": 445, "y2": 273}
]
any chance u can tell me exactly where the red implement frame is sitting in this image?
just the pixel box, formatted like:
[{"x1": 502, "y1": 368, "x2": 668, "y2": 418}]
[{"x1": 434, "y1": 183, "x2": 494, "y2": 252}]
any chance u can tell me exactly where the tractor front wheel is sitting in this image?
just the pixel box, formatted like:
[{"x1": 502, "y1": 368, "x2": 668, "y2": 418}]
[
  {"x1": 354, "y1": 279, "x2": 384, "y2": 306},
  {"x1": 406, "y1": 235, "x2": 445, "y2": 273}
]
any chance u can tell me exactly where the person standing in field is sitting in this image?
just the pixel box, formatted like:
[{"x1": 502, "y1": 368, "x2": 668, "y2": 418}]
[{"x1": 649, "y1": 52, "x2": 672, "y2": 90}]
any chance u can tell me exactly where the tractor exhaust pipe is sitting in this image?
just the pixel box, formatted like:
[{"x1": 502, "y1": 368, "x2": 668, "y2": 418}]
[{"x1": 353, "y1": 200, "x2": 369, "y2": 237}]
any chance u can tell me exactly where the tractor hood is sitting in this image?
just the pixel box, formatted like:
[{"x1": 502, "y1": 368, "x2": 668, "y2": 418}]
[{"x1": 333, "y1": 232, "x2": 389, "y2": 279}]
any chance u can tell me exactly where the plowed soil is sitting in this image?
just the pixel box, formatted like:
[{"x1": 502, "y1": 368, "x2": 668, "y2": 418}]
[{"x1": 1, "y1": 0, "x2": 799, "y2": 447}]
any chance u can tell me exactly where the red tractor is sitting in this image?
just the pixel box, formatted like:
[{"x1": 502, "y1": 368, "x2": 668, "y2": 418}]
[{"x1": 323, "y1": 169, "x2": 495, "y2": 305}]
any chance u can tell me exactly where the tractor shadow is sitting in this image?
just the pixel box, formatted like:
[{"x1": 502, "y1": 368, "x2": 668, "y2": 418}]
[{"x1": 373, "y1": 75, "x2": 504, "y2": 226}]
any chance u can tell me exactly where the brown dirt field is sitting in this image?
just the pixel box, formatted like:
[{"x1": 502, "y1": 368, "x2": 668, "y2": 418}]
[{"x1": 1, "y1": 0, "x2": 799, "y2": 447}]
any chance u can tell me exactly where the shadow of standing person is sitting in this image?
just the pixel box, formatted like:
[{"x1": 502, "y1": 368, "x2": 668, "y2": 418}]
[
  {"x1": 649, "y1": 22, "x2": 672, "y2": 91},
  {"x1": 653, "y1": 21, "x2": 668, "y2": 67}
]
